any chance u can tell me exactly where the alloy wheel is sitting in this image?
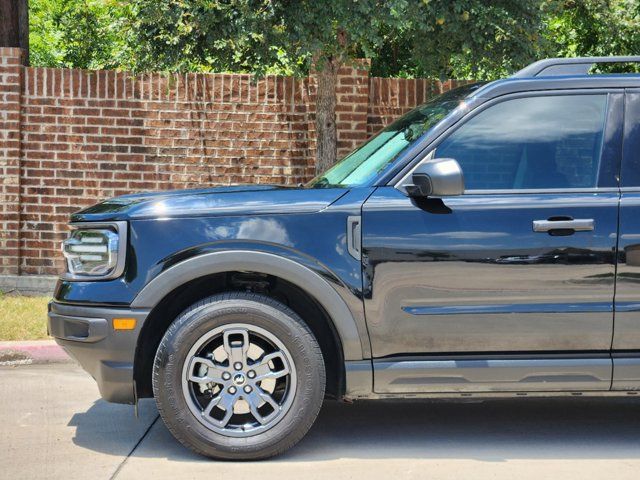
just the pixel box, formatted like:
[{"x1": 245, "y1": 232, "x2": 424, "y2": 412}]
[{"x1": 181, "y1": 323, "x2": 297, "y2": 437}]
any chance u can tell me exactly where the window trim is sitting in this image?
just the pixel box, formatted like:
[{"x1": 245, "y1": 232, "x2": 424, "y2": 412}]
[
  {"x1": 392, "y1": 89, "x2": 624, "y2": 195},
  {"x1": 463, "y1": 187, "x2": 619, "y2": 195}
]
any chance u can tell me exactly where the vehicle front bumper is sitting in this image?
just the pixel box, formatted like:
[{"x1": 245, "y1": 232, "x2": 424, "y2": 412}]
[{"x1": 47, "y1": 302, "x2": 149, "y2": 404}]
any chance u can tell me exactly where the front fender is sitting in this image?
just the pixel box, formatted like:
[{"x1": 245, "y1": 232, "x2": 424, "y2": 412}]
[{"x1": 131, "y1": 249, "x2": 367, "y2": 361}]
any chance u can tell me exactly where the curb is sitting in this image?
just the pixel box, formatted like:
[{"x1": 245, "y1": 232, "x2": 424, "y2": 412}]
[
  {"x1": 0, "y1": 274, "x2": 58, "y2": 296},
  {"x1": 0, "y1": 340, "x2": 72, "y2": 366}
]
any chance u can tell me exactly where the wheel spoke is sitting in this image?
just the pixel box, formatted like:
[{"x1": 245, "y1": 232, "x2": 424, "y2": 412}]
[
  {"x1": 245, "y1": 390, "x2": 268, "y2": 424},
  {"x1": 187, "y1": 356, "x2": 227, "y2": 385},
  {"x1": 202, "y1": 394, "x2": 222, "y2": 416},
  {"x1": 253, "y1": 351, "x2": 290, "y2": 381},
  {"x1": 223, "y1": 328, "x2": 250, "y2": 366},
  {"x1": 216, "y1": 392, "x2": 237, "y2": 427},
  {"x1": 259, "y1": 388, "x2": 280, "y2": 412},
  {"x1": 245, "y1": 388, "x2": 279, "y2": 425},
  {"x1": 203, "y1": 392, "x2": 237, "y2": 427}
]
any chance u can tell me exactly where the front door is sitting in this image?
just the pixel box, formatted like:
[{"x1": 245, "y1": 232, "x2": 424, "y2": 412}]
[{"x1": 362, "y1": 92, "x2": 622, "y2": 393}]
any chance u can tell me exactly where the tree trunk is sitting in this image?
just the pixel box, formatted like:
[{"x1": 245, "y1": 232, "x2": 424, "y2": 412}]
[
  {"x1": 0, "y1": 0, "x2": 29, "y2": 62},
  {"x1": 315, "y1": 57, "x2": 340, "y2": 175},
  {"x1": 18, "y1": 0, "x2": 29, "y2": 63}
]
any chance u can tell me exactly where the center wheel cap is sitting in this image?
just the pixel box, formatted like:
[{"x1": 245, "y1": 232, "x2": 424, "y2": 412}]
[{"x1": 233, "y1": 373, "x2": 246, "y2": 386}]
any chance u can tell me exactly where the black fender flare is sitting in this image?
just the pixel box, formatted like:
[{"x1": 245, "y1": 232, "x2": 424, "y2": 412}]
[{"x1": 130, "y1": 250, "x2": 367, "y2": 361}]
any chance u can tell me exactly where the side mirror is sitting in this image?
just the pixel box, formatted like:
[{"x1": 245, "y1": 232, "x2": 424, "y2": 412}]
[{"x1": 406, "y1": 158, "x2": 465, "y2": 198}]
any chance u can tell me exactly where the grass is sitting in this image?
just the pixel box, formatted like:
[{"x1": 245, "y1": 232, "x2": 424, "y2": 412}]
[{"x1": 0, "y1": 294, "x2": 51, "y2": 341}]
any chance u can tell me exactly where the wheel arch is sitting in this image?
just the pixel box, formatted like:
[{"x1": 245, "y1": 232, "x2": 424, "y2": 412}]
[{"x1": 131, "y1": 250, "x2": 369, "y2": 399}]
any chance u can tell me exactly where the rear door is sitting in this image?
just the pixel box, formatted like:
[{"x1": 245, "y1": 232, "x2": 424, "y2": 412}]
[
  {"x1": 362, "y1": 91, "x2": 623, "y2": 393},
  {"x1": 613, "y1": 89, "x2": 640, "y2": 390}
]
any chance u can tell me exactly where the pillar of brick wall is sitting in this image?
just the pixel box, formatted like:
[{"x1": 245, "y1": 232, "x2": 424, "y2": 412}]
[
  {"x1": 335, "y1": 59, "x2": 370, "y2": 159},
  {"x1": 0, "y1": 48, "x2": 24, "y2": 276}
]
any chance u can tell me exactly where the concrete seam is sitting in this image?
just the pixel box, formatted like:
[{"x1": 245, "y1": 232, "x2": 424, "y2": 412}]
[{"x1": 109, "y1": 413, "x2": 160, "y2": 480}]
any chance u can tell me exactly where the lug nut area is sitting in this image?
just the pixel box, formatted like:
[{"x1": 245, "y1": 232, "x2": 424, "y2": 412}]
[
  {"x1": 234, "y1": 362, "x2": 243, "y2": 370},
  {"x1": 228, "y1": 386, "x2": 237, "y2": 394},
  {"x1": 247, "y1": 370, "x2": 256, "y2": 379},
  {"x1": 222, "y1": 372, "x2": 231, "y2": 380},
  {"x1": 243, "y1": 385, "x2": 252, "y2": 394}
]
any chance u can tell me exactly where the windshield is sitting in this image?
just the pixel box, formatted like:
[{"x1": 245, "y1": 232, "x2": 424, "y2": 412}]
[{"x1": 307, "y1": 83, "x2": 483, "y2": 188}]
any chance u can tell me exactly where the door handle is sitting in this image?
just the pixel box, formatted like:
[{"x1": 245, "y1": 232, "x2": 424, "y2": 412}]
[{"x1": 532, "y1": 218, "x2": 594, "y2": 233}]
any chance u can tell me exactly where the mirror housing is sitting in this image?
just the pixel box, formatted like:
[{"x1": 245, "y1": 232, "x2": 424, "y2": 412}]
[{"x1": 405, "y1": 158, "x2": 465, "y2": 198}]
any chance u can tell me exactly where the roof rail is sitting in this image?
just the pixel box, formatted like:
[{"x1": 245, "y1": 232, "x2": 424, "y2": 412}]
[{"x1": 512, "y1": 56, "x2": 640, "y2": 78}]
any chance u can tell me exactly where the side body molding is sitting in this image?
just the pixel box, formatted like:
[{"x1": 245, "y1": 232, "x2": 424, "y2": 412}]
[{"x1": 130, "y1": 250, "x2": 366, "y2": 362}]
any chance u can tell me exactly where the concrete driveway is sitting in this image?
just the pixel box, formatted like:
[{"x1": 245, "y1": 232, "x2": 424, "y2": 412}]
[{"x1": 1, "y1": 363, "x2": 640, "y2": 480}]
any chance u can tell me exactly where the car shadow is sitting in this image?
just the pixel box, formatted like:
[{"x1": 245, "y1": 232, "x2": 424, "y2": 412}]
[
  {"x1": 68, "y1": 398, "x2": 158, "y2": 457},
  {"x1": 287, "y1": 397, "x2": 640, "y2": 462},
  {"x1": 70, "y1": 397, "x2": 640, "y2": 463}
]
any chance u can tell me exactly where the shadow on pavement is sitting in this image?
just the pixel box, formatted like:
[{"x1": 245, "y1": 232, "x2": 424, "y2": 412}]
[
  {"x1": 69, "y1": 398, "x2": 158, "y2": 457},
  {"x1": 70, "y1": 397, "x2": 640, "y2": 463}
]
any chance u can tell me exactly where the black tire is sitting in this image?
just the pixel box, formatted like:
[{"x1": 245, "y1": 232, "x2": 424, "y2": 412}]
[{"x1": 152, "y1": 292, "x2": 326, "y2": 460}]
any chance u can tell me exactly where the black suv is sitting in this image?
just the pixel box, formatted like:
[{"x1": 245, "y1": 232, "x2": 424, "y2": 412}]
[{"x1": 49, "y1": 57, "x2": 640, "y2": 460}]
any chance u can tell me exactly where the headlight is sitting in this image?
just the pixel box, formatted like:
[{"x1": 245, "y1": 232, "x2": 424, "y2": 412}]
[{"x1": 61, "y1": 221, "x2": 127, "y2": 280}]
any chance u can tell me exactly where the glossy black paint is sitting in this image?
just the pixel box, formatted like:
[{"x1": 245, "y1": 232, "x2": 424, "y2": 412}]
[
  {"x1": 362, "y1": 187, "x2": 618, "y2": 359},
  {"x1": 56, "y1": 186, "x2": 366, "y2": 307},
  {"x1": 615, "y1": 193, "x2": 640, "y2": 352},
  {"x1": 70, "y1": 185, "x2": 346, "y2": 222},
  {"x1": 612, "y1": 89, "x2": 640, "y2": 389}
]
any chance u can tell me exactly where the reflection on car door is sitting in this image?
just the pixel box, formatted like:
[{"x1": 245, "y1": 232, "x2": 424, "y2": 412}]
[{"x1": 362, "y1": 92, "x2": 623, "y2": 393}]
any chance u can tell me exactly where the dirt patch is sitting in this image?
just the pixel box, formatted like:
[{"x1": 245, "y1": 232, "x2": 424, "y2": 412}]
[{"x1": 0, "y1": 350, "x2": 33, "y2": 366}]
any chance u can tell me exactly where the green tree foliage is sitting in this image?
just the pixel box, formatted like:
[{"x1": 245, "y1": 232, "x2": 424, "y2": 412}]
[
  {"x1": 29, "y1": 0, "x2": 131, "y2": 69},
  {"x1": 28, "y1": 0, "x2": 640, "y2": 78},
  {"x1": 372, "y1": 1, "x2": 553, "y2": 80},
  {"x1": 546, "y1": 0, "x2": 640, "y2": 59},
  {"x1": 127, "y1": 0, "x2": 405, "y2": 75}
]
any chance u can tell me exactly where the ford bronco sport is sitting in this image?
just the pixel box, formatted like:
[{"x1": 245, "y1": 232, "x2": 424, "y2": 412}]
[{"x1": 49, "y1": 57, "x2": 640, "y2": 459}]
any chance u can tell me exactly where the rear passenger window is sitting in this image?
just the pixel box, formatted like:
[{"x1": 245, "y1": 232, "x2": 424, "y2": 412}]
[
  {"x1": 622, "y1": 92, "x2": 640, "y2": 187},
  {"x1": 436, "y1": 95, "x2": 608, "y2": 190}
]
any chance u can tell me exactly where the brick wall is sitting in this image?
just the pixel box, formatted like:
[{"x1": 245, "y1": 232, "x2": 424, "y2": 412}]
[
  {"x1": 335, "y1": 60, "x2": 370, "y2": 158},
  {"x1": 367, "y1": 78, "x2": 471, "y2": 136},
  {"x1": 0, "y1": 48, "x2": 465, "y2": 277}
]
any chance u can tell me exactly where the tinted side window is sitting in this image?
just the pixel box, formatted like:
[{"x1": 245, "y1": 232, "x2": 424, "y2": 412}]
[
  {"x1": 436, "y1": 95, "x2": 608, "y2": 190},
  {"x1": 622, "y1": 92, "x2": 640, "y2": 187}
]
